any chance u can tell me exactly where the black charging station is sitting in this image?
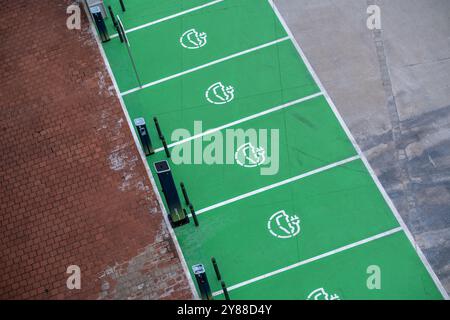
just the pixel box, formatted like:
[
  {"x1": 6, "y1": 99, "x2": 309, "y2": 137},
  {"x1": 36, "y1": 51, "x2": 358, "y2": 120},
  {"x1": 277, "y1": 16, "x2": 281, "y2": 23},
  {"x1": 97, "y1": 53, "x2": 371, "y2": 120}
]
[
  {"x1": 154, "y1": 161, "x2": 189, "y2": 228},
  {"x1": 134, "y1": 118, "x2": 154, "y2": 156},
  {"x1": 89, "y1": 5, "x2": 110, "y2": 42},
  {"x1": 192, "y1": 264, "x2": 213, "y2": 300}
]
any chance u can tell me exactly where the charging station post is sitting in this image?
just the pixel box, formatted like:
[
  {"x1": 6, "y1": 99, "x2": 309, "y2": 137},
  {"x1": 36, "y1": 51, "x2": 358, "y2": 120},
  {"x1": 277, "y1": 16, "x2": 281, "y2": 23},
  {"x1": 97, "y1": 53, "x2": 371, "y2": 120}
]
[
  {"x1": 154, "y1": 161, "x2": 189, "y2": 228},
  {"x1": 134, "y1": 118, "x2": 154, "y2": 156},
  {"x1": 192, "y1": 264, "x2": 213, "y2": 300}
]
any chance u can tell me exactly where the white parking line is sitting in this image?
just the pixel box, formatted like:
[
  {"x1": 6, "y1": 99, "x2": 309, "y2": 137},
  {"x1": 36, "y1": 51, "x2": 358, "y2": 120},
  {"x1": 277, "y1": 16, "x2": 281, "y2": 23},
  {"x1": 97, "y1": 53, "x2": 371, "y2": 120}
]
[
  {"x1": 193, "y1": 155, "x2": 360, "y2": 216},
  {"x1": 212, "y1": 227, "x2": 403, "y2": 297},
  {"x1": 120, "y1": 36, "x2": 290, "y2": 96},
  {"x1": 154, "y1": 92, "x2": 323, "y2": 153},
  {"x1": 111, "y1": 0, "x2": 225, "y2": 38}
]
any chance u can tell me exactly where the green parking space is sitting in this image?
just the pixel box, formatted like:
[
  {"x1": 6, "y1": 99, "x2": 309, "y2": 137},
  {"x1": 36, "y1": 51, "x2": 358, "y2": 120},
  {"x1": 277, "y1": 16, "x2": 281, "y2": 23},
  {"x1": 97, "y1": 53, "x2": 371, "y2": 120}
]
[
  {"x1": 148, "y1": 96, "x2": 357, "y2": 211},
  {"x1": 104, "y1": 0, "x2": 215, "y2": 32},
  {"x1": 102, "y1": 0, "x2": 287, "y2": 92},
  {"x1": 221, "y1": 231, "x2": 443, "y2": 300},
  {"x1": 125, "y1": 40, "x2": 320, "y2": 150},
  {"x1": 175, "y1": 159, "x2": 400, "y2": 293}
]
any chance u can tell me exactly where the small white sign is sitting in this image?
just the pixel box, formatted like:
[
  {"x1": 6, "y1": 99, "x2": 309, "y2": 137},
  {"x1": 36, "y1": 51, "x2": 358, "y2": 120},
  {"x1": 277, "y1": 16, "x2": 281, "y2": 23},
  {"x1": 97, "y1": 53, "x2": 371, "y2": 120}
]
[
  {"x1": 134, "y1": 118, "x2": 146, "y2": 126},
  {"x1": 90, "y1": 5, "x2": 101, "y2": 14}
]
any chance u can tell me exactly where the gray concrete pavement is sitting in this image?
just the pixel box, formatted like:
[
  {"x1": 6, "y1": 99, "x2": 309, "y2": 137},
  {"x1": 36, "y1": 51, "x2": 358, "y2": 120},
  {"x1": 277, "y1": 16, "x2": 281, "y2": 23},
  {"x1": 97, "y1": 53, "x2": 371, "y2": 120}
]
[{"x1": 274, "y1": 0, "x2": 450, "y2": 293}]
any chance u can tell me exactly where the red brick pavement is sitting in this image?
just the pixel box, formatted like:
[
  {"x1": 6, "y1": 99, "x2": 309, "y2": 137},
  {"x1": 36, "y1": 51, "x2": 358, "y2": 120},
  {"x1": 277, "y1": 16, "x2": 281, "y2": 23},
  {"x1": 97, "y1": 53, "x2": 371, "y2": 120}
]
[{"x1": 0, "y1": 0, "x2": 194, "y2": 300}]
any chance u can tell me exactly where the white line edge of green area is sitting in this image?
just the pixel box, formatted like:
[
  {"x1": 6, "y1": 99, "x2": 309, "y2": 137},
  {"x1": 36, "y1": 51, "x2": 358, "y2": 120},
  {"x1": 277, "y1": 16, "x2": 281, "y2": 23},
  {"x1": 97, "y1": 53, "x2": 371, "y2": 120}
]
[
  {"x1": 193, "y1": 155, "x2": 361, "y2": 216},
  {"x1": 110, "y1": 0, "x2": 225, "y2": 38},
  {"x1": 212, "y1": 227, "x2": 403, "y2": 297},
  {"x1": 120, "y1": 37, "x2": 291, "y2": 96},
  {"x1": 154, "y1": 92, "x2": 324, "y2": 153}
]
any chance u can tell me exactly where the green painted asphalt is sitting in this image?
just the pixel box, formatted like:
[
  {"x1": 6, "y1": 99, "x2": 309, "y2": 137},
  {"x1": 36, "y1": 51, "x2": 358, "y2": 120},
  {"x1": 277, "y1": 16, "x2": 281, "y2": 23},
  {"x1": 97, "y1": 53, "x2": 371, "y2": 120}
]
[
  {"x1": 220, "y1": 232, "x2": 442, "y2": 300},
  {"x1": 125, "y1": 40, "x2": 319, "y2": 149},
  {"x1": 148, "y1": 96, "x2": 357, "y2": 210},
  {"x1": 103, "y1": 0, "x2": 286, "y2": 92},
  {"x1": 175, "y1": 159, "x2": 401, "y2": 293}
]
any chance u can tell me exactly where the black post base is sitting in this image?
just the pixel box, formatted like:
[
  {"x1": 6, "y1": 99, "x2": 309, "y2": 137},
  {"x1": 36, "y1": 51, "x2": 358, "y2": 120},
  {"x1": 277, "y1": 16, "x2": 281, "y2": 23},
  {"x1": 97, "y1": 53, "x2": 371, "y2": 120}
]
[{"x1": 169, "y1": 214, "x2": 190, "y2": 228}]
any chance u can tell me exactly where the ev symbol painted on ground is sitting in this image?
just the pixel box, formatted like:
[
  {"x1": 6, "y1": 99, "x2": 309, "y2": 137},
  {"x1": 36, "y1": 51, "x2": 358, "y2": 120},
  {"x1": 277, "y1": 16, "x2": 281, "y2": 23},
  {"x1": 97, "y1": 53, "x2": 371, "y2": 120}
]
[
  {"x1": 267, "y1": 210, "x2": 301, "y2": 239},
  {"x1": 235, "y1": 143, "x2": 266, "y2": 168},
  {"x1": 180, "y1": 29, "x2": 207, "y2": 49},
  {"x1": 206, "y1": 82, "x2": 235, "y2": 105},
  {"x1": 307, "y1": 288, "x2": 340, "y2": 300}
]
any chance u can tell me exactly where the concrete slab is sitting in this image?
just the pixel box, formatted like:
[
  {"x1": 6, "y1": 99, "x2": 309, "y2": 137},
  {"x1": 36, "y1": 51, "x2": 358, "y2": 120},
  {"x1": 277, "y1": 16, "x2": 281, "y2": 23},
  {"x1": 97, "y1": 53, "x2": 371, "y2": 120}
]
[{"x1": 275, "y1": 0, "x2": 450, "y2": 293}]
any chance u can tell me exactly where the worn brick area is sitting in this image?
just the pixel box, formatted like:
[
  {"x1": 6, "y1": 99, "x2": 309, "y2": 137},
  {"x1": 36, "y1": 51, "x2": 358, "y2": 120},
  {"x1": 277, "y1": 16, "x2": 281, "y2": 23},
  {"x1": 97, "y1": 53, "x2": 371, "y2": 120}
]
[{"x1": 0, "y1": 0, "x2": 193, "y2": 300}]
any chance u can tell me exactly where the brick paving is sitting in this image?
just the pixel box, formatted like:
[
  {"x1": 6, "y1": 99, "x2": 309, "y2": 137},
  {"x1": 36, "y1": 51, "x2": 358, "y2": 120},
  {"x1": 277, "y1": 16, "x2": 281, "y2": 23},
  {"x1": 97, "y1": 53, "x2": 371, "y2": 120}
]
[{"x1": 0, "y1": 0, "x2": 193, "y2": 300}]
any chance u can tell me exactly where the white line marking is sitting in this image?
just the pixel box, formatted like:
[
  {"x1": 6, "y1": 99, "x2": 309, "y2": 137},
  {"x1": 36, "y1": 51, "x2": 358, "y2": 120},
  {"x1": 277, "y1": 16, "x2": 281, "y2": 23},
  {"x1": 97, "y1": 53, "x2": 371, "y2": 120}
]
[
  {"x1": 154, "y1": 92, "x2": 323, "y2": 153},
  {"x1": 194, "y1": 155, "x2": 360, "y2": 216},
  {"x1": 267, "y1": 0, "x2": 449, "y2": 299},
  {"x1": 120, "y1": 36, "x2": 291, "y2": 96},
  {"x1": 81, "y1": 2, "x2": 199, "y2": 299},
  {"x1": 111, "y1": 0, "x2": 225, "y2": 38},
  {"x1": 212, "y1": 227, "x2": 403, "y2": 296}
]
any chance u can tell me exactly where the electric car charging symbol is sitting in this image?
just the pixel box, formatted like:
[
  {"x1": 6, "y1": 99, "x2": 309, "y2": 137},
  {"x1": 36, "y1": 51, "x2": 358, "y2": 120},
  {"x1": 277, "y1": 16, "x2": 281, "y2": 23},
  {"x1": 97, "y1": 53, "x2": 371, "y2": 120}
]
[
  {"x1": 205, "y1": 82, "x2": 235, "y2": 105},
  {"x1": 180, "y1": 28, "x2": 208, "y2": 49},
  {"x1": 235, "y1": 143, "x2": 266, "y2": 168},
  {"x1": 307, "y1": 288, "x2": 340, "y2": 300},
  {"x1": 267, "y1": 210, "x2": 301, "y2": 239}
]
